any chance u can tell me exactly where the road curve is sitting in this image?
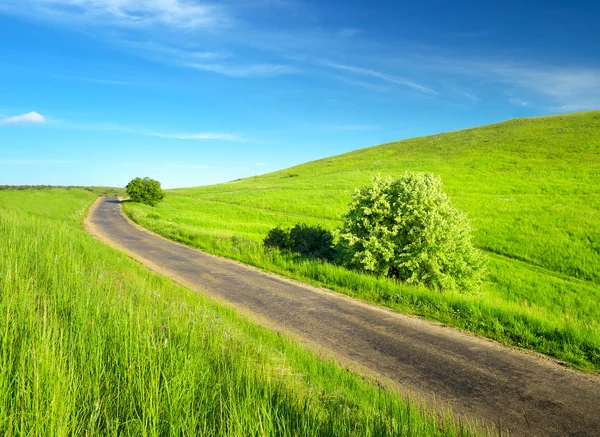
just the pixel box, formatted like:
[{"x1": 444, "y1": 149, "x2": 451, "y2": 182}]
[{"x1": 86, "y1": 197, "x2": 600, "y2": 437}]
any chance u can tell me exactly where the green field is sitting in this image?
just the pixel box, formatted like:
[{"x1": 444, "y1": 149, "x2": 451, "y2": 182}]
[
  {"x1": 0, "y1": 188, "x2": 474, "y2": 436},
  {"x1": 123, "y1": 110, "x2": 600, "y2": 372}
]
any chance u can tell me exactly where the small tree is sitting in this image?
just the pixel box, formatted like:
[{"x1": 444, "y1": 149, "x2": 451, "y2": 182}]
[
  {"x1": 337, "y1": 173, "x2": 485, "y2": 292},
  {"x1": 126, "y1": 177, "x2": 165, "y2": 206}
]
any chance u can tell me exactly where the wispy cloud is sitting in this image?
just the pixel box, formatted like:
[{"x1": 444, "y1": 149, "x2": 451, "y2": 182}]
[
  {"x1": 191, "y1": 63, "x2": 297, "y2": 78},
  {"x1": 116, "y1": 40, "x2": 298, "y2": 78},
  {"x1": 4, "y1": 0, "x2": 598, "y2": 111},
  {"x1": 503, "y1": 67, "x2": 600, "y2": 111},
  {"x1": 0, "y1": 1, "x2": 438, "y2": 95},
  {"x1": 0, "y1": 111, "x2": 46, "y2": 125},
  {"x1": 323, "y1": 73, "x2": 391, "y2": 93},
  {"x1": 509, "y1": 97, "x2": 532, "y2": 107},
  {"x1": 255, "y1": 162, "x2": 265, "y2": 167},
  {"x1": 418, "y1": 55, "x2": 600, "y2": 111},
  {"x1": 340, "y1": 28, "x2": 360, "y2": 37},
  {"x1": 47, "y1": 118, "x2": 246, "y2": 141},
  {"x1": 122, "y1": 40, "x2": 231, "y2": 64},
  {"x1": 0, "y1": 0, "x2": 230, "y2": 30},
  {"x1": 460, "y1": 91, "x2": 478, "y2": 102},
  {"x1": 323, "y1": 62, "x2": 437, "y2": 95}
]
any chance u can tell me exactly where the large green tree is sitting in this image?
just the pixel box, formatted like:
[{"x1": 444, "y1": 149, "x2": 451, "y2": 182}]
[
  {"x1": 337, "y1": 173, "x2": 485, "y2": 293},
  {"x1": 126, "y1": 177, "x2": 165, "y2": 206}
]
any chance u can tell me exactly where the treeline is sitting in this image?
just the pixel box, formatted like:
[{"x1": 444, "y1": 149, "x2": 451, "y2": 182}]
[
  {"x1": 0, "y1": 185, "x2": 94, "y2": 191},
  {"x1": 0, "y1": 185, "x2": 124, "y2": 196}
]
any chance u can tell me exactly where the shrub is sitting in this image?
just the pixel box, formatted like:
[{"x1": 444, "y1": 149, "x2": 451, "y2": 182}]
[
  {"x1": 264, "y1": 224, "x2": 335, "y2": 261},
  {"x1": 290, "y1": 224, "x2": 335, "y2": 261},
  {"x1": 337, "y1": 173, "x2": 485, "y2": 293},
  {"x1": 126, "y1": 177, "x2": 165, "y2": 206},
  {"x1": 263, "y1": 227, "x2": 291, "y2": 251}
]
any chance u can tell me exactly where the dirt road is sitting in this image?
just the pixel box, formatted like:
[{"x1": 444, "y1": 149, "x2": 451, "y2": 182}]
[{"x1": 86, "y1": 197, "x2": 600, "y2": 436}]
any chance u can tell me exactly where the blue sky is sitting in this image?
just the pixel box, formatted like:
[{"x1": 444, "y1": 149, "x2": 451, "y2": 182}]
[{"x1": 0, "y1": 0, "x2": 599, "y2": 188}]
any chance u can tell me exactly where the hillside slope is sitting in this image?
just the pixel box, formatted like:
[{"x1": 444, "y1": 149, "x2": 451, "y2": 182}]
[
  {"x1": 180, "y1": 111, "x2": 599, "y2": 282},
  {"x1": 124, "y1": 110, "x2": 600, "y2": 370}
]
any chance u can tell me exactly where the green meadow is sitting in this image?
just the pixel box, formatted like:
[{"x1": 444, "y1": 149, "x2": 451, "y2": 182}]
[
  {"x1": 124, "y1": 111, "x2": 600, "y2": 372},
  {"x1": 0, "y1": 188, "x2": 474, "y2": 436}
]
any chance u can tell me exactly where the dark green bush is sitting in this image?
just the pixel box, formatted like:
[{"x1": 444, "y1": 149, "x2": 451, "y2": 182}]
[
  {"x1": 126, "y1": 177, "x2": 165, "y2": 206},
  {"x1": 264, "y1": 224, "x2": 335, "y2": 261},
  {"x1": 290, "y1": 224, "x2": 335, "y2": 261},
  {"x1": 263, "y1": 227, "x2": 291, "y2": 251}
]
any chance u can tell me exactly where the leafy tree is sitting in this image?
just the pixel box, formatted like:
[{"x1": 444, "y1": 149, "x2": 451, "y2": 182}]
[
  {"x1": 126, "y1": 177, "x2": 165, "y2": 206},
  {"x1": 337, "y1": 173, "x2": 485, "y2": 292}
]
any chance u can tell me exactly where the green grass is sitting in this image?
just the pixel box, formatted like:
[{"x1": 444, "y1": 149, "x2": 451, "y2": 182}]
[
  {"x1": 0, "y1": 185, "x2": 125, "y2": 197},
  {"x1": 0, "y1": 188, "x2": 476, "y2": 436},
  {"x1": 123, "y1": 110, "x2": 600, "y2": 372}
]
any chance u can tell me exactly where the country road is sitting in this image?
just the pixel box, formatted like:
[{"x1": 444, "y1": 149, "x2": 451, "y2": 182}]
[{"x1": 86, "y1": 196, "x2": 600, "y2": 437}]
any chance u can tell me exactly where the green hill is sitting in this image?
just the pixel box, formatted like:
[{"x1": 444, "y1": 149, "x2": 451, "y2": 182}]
[{"x1": 124, "y1": 110, "x2": 600, "y2": 371}]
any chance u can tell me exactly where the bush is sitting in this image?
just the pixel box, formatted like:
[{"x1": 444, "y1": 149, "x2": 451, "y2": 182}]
[
  {"x1": 263, "y1": 227, "x2": 291, "y2": 251},
  {"x1": 264, "y1": 224, "x2": 335, "y2": 261},
  {"x1": 337, "y1": 173, "x2": 485, "y2": 293},
  {"x1": 126, "y1": 177, "x2": 165, "y2": 206},
  {"x1": 290, "y1": 224, "x2": 335, "y2": 261}
]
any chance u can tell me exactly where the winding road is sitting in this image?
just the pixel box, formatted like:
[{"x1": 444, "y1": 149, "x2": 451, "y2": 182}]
[{"x1": 86, "y1": 197, "x2": 600, "y2": 437}]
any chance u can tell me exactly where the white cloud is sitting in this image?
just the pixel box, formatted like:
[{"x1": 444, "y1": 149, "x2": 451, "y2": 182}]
[
  {"x1": 255, "y1": 162, "x2": 264, "y2": 167},
  {"x1": 5, "y1": 0, "x2": 598, "y2": 112},
  {"x1": 191, "y1": 63, "x2": 297, "y2": 78},
  {"x1": 418, "y1": 55, "x2": 600, "y2": 111},
  {"x1": 340, "y1": 28, "x2": 360, "y2": 37},
  {"x1": 49, "y1": 118, "x2": 246, "y2": 141},
  {"x1": 0, "y1": 111, "x2": 46, "y2": 125},
  {"x1": 509, "y1": 97, "x2": 532, "y2": 107},
  {"x1": 460, "y1": 91, "x2": 478, "y2": 101},
  {"x1": 0, "y1": 1, "x2": 437, "y2": 93},
  {"x1": 122, "y1": 40, "x2": 231, "y2": 64},
  {"x1": 324, "y1": 62, "x2": 437, "y2": 95},
  {"x1": 489, "y1": 65, "x2": 600, "y2": 111},
  {"x1": 119, "y1": 42, "x2": 300, "y2": 78},
  {"x1": 325, "y1": 73, "x2": 391, "y2": 93},
  {"x1": 0, "y1": 0, "x2": 230, "y2": 30}
]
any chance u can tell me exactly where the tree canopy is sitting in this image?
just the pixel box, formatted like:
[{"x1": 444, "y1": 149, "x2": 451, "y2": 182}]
[
  {"x1": 126, "y1": 177, "x2": 165, "y2": 206},
  {"x1": 337, "y1": 173, "x2": 485, "y2": 293}
]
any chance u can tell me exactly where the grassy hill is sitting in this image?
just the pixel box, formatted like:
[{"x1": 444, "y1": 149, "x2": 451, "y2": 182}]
[
  {"x1": 0, "y1": 188, "x2": 471, "y2": 436},
  {"x1": 123, "y1": 111, "x2": 600, "y2": 371}
]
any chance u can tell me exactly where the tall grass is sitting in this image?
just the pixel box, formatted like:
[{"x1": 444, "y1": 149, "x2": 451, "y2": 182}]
[
  {"x1": 124, "y1": 111, "x2": 600, "y2": 371},
  {"x1": 0, "y1": 189, "x2": 475, "y2": 436}
]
